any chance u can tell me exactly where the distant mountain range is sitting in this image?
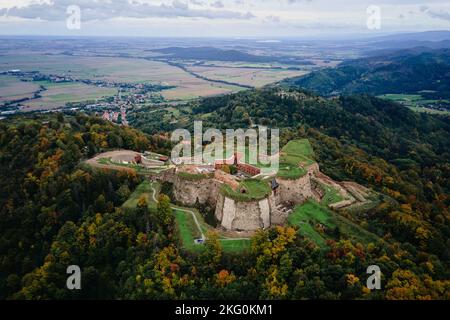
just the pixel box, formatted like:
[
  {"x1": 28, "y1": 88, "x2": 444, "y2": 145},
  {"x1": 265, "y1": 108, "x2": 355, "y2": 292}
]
[
  {"x1": 284, "y1": 47, "x2": 450, "y2": 99},
  {"x1": 150, "y1": 46, "x2": 313, "y2": 65},
  {"x1": 357, "y1": 31, "x2": 450, "y2": 53},
  {"x1": 370, "y1": 30, "x2": 450, "y2": 42}
]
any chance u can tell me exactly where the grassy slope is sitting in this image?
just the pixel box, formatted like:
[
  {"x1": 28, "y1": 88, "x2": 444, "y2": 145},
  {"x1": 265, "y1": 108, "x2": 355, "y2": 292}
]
[
  {"x1": 277, "y1": 139, "x2": 315, "y2": 179},
  {"x1": 174, "y1": 210, "x2": 203, "y2": 253},
  {"x1": 282, "y1": 139, "x2": 315, "y2": 162},
  {"x1": 320, "y1": 183, "x2": 344, "y2": 206},
  {"x1": 288, "y1": 200, "x2": 380, "y2": 248},
  {"x1": 121, "y1": 180, "x2": 156, "y2": 210}
]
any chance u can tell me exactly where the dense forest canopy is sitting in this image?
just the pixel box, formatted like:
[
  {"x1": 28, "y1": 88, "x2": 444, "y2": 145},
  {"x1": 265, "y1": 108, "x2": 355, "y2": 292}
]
[{"x1": 0, "y1": 114, "x2": 151, "y2": 298}]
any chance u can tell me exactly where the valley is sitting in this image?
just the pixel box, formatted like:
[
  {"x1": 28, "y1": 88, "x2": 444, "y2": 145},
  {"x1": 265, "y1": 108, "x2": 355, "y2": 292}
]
[{"x1": 0, "y1": 39, "x2": 319, "y2": 114}]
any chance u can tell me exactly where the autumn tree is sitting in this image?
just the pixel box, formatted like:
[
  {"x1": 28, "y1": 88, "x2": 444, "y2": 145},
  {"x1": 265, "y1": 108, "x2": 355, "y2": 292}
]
[
  {"x1": 201, "y1": 231, "x2": 223, "y2": 272},
  {"x1": 157, "y1": 194, "x2": 173, "y2": 233}
]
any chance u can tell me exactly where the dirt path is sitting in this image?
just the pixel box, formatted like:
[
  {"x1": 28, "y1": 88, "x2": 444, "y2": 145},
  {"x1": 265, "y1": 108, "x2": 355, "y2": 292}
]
[
  {"x1": 149, "y1": 183, "x2": 250, "y2": 242},
  {"x1": 150, "y1": 183, "x2": 205, "y2": 240},
  {"x1": 85, "y1": 150, "x2": 140, "y2": 172},
  {"x1": 86, "y1": 159, "x2": 136, "y2": 173}
]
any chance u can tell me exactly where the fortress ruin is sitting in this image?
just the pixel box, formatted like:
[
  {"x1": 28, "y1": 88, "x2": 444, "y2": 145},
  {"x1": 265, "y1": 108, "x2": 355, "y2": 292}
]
[{"x1": 154, "y1": 140, "x2": 370, "y2": 232}]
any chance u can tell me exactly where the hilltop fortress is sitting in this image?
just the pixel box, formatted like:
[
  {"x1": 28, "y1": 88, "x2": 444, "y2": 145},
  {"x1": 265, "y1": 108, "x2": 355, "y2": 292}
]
[{"x1": 155, "y1": 139, "x2": 370, "y2": 232}]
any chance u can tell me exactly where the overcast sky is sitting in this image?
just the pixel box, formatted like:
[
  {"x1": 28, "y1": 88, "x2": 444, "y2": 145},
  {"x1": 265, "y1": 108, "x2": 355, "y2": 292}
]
[{"x1": 0, "y1": 0, "x2": 450, "y2": 38}]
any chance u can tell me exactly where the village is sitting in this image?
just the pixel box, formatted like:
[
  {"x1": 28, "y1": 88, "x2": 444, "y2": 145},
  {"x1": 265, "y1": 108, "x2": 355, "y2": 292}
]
[{"x1": 0, "y1": 69, "x2": 167, "y2": 116}]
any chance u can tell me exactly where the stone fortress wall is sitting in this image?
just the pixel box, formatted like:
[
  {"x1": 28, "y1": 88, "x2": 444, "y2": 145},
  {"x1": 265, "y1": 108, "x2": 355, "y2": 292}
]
[
  {"x1": 214, "y1": 193, "x2": 271, "y2": 231},
  {"x1": 157, "y1": 160, "x2": 368, "y2": 232},
  {"x1": 166, "y1": 163, "x2": 325, "y2": 232},
  {"x1": 173, "y1": 174, "x2": 220, "y2": 207}
]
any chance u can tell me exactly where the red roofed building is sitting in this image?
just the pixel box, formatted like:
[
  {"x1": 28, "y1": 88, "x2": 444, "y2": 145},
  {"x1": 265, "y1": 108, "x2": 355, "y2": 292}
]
[
  {"x1": 214, "y1": 152, "x2": 260, "y2": 176},
  {"x1": 102, "y1": 111, "x2": 110, "y2": 121},
  {"x1": 237, "y1": 163, "x2": 261, "y2": 176}
]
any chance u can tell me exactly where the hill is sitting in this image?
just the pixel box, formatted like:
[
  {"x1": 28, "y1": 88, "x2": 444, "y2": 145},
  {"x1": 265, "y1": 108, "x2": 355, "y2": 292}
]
[
  {"x1": 370, "y1": 30, "x2": 450, "y2": 42},
  {"x1": 130, "y1": 87, "x2": 450, "y2": 266},
  {"x1": 1, "y1": 98, "x2": 449, "y2": 299},
  {"x1": 284, "y1": 48, "x2": 450, "y2": 100}
]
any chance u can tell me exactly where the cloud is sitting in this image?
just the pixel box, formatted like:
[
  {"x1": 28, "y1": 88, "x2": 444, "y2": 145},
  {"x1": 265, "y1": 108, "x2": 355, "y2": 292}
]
[
  {"x1": 173, "y1": 1, "x2": 189, "y2": 10},
  {"x1": 265, "y1": 15, "x2": 280, "y2": 23},
  {"x1": 190, "y1": 0, "x2": 206, "y2": 6},
  {"x1": 419, "y1": 5, "x2": 429, "y2": 13},
  {"x1": 211, "y1": 1, "x2": 224, "y2": 9},
  {"x1": 427, "y1": 9, "x2": 450, "y2": 21},
  {"x1": 287, "y1": 0, "x2": 313, "y2": 4},
  {"x1": 0, "y1": 0, "x2": 255, "y2": 21}
]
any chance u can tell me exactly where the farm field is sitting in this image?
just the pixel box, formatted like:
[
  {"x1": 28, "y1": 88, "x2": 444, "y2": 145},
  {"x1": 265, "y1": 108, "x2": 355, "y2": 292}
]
[
  {"x1": 19, "y1": 81, "x2": 117, "y2": 111},
  {"x1": 378, "y1": 93, "x2": 423, "y2": 102},
  {"x1": 0, "y1": 75, "x2": 40, "y2": 103},
  {"x1": 186, "y1": 65, "x2": 308, "y2": 87},
  {"x1": 0, "y1": 54, "x2": 182, "y2": 83},
  {"x1": 185, "y1": 61, "x2": 295, "y2": 68},
  {"x1": 161, "y1": 81, "x2": 243, "y2": 101},
  {"x1": 0, "y1": 53, "x2": 313, "y2": 105},
  {"x1": 0, "y1": 54, "x2": 245, "y2": 102}
]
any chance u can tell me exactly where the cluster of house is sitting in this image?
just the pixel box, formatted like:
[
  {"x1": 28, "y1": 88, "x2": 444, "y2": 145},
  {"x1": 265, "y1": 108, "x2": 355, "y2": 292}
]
[{"x1": 100, "y1": 106, "x2": 128, "y2": 126}]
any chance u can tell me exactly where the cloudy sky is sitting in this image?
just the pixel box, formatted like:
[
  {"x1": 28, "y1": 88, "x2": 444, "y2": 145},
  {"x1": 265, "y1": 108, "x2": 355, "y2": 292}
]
[{"x1": 0, "y1": 0, "x2": 450, "y2": 38}]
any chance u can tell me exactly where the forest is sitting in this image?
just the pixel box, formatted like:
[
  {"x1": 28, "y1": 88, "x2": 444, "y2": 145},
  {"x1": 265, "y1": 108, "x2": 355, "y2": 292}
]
[
  {"x1": 131, "y1": 87, "x2": 450, "y2": 298},
  {"x1": 284, "y1": 48, "x2": 450, "y2": 99},
  {"x1": 1, "y1": 84, "x2": 447, "y2": 299}
]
